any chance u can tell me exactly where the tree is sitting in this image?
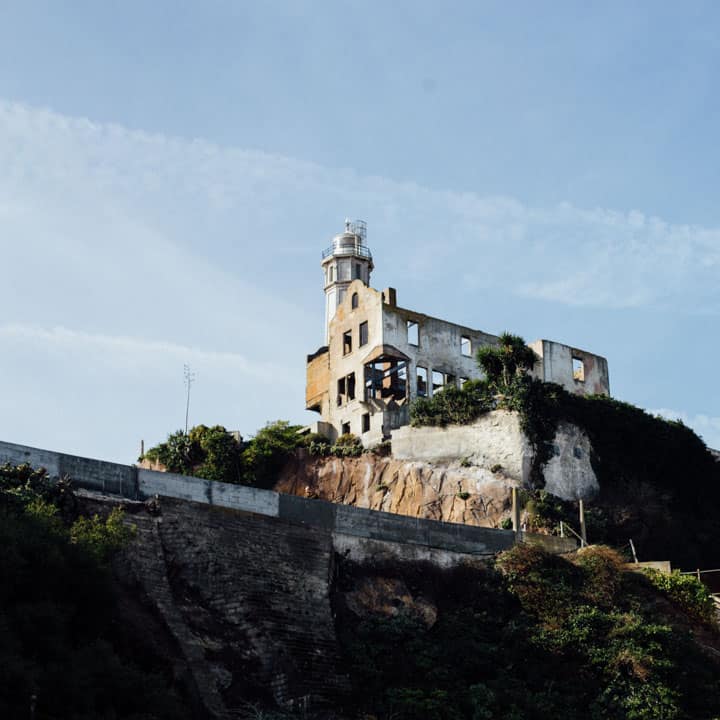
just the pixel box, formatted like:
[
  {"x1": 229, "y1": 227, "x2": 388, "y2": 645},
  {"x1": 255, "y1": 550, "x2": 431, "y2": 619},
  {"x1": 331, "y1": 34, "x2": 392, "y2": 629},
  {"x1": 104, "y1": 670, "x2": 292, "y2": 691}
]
[{"x1": 476, "y1": 332, "x2": 538, "y2": 391}]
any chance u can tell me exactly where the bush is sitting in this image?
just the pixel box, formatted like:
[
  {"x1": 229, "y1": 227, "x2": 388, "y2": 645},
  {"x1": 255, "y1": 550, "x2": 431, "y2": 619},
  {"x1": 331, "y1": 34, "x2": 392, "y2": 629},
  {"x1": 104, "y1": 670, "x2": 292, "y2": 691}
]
[
  {"x1": 410, "y1": 380, "x2": 495, "y2": 427},
  {"x1": 241, "y1": 420, "x2": 304, "y2": 487},
  {"x1": 70, "y1": 507, "x2": 136, "y2": 564},
  {"x1": 643, "y1": 570, "x2": 716, "y2": 624},
  {"x1": 0, "y1": 465, "x2": 185, "y2": 719}
]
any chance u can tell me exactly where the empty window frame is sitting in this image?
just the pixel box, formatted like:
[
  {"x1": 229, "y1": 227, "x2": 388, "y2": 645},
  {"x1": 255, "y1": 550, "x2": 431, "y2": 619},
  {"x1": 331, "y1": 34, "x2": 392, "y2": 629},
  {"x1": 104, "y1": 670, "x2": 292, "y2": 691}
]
[
  {"x1": 416, "y1": 366, "x2": 428, "y2": 397},
  {"x1": 354, "y1": 263, "x2": 362, "y2": 280},
  {"x1": 461, "y1": 335, "x2": 472, "y2": 356},
  {"x1": 432, "y1": 370, "x2": 456, "y2": 394},
  {"x1": 359, "y1": 321, "x2": 369, "y2": 346},
  {"x1": 328, "y1": 265, "x2": 335, "y2": 283},
  {"x1": 572, "y1": 357, "x2": 585, "y2": 382},
  {"x1": 407, "y1": 320, "x2": 419, "y2": 346},
  {"x1": 362, "y1": 413, "x2": 370, "y2": 434},
  {"x1": 342, "y1": 422, "x2": 351, "y2": 436},
  {"x1": 351, "y1": 292, "x2": 359, "y2": 309},
  {"x1": 343, "y1": 330, "x2": 352, "y2": 355},
  {"x1": 337, "y1": 373, "x2": 356, "y2": 405}
]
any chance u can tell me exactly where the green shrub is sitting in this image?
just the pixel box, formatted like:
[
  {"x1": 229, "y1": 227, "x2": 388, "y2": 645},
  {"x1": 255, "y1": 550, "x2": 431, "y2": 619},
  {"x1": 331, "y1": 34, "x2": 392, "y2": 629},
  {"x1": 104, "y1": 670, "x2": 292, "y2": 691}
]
[
  {"x1": 241, "y1": 420, "x2": 304, "y2": 487},
  {"x1": 643, "y1": 570, "x2": 716, "y2": 624},
  {"x1": 70, "y1": 507, "x2": 136, "y2": 564}
]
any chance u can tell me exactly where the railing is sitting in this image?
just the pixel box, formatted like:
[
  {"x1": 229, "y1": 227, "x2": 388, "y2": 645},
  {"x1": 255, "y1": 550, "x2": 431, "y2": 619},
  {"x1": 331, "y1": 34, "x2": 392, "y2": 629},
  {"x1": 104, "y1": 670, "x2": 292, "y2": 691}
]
[
  {"x1": 559, "y1": 520, "x2": 586, "y2": 547},
  {"x1": 321, "y1": 243, "x2": 372, "y2": 260}
]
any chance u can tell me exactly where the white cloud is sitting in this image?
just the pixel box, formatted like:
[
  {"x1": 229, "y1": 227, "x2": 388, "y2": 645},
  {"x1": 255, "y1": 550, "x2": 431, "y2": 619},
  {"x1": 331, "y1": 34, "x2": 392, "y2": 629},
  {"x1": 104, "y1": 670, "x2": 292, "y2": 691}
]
[
  {"x1": 1, "y1": 99, "x2": 719, "y2": 460},
  {"x1": 651, "y1": 408, "x2": 720, "y2": 451},
  {"x1": 0, "y1": 324, "x2": 287, "y2": 383}
]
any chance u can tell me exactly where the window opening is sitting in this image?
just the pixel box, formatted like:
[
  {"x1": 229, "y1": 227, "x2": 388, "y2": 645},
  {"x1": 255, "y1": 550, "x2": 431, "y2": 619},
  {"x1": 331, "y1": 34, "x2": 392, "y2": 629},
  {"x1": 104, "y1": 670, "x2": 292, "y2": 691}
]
[
  {"x1": 362, "y1": 413, "x2": 370, "y2": 434},
  {"x1": 354, "y1": 263, "x2": 362, "y2": 280},
  {"x1": 461, "y1": 336, "x2": 471, "y2": 356},
  {"x1": 359, "y1": 321, "x2": 369, "y2": 346},
  {"x1": 572, "y1": 357, "x2": 585, "y2": 382},
  {"x1": 407, "y1": 320, "x2": 419, "y2": 346},
  {"x1": 329, "y1": 265, "x2": 334, "y2": 283},
  {"x1": 364, "y1": 356, "x2": 409, "y2": 404},
  {"x1": 343, "y1": 330, "x2": 352, "y2": 355},
  {"x1": 351, "y1": 292, "x2": 359, "y2": 309},
  {"x1": 347, "y1": 372, "x2": 356, "y2": 400},
  {"x1": 432, "y1": 370, "x2": 445, "y2": 395},
  {"x1": 416, "y1": 366, "x2": 428, "y2": 397},
  {"x1": 337, "y1": 377, "x2": 346, "y2": 406},
  {"x1": 342, "y1": 422, "x2": 351, "y2": 436}
]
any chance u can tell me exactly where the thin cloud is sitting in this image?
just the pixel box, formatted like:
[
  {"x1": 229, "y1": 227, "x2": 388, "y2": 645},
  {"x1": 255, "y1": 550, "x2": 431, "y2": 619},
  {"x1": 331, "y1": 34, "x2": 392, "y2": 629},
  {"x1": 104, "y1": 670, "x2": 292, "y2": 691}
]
[
  {"x1": 0, "y1": 324, "x2": 289, "y2": 384},
  {"x1": 1, "y1": 99, "x2": 719, "y2": 315}
]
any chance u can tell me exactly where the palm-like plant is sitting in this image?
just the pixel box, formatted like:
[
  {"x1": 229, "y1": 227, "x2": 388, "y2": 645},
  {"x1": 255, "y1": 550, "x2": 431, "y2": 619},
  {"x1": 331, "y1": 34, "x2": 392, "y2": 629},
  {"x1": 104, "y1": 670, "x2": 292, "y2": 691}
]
[{"x1": 476, "y1": 332, "x2": 538, "y2": 392}]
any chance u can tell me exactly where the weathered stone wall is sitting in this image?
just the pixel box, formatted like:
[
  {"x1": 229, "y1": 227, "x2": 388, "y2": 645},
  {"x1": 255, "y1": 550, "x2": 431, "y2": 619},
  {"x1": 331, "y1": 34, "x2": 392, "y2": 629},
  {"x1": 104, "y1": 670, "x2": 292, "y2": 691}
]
[
  {"x1": 388, "y1": 410, "x2": 599, "y2": 502},
  {"x1": 529, "y1": 339, "x2": 610, "y2": 396},
  {"x1": 391, "y1": 410, "x2": 531, "y2": 482},
  {"x1": 101, "y1": 495, "x2": 348, "y2": 715}
]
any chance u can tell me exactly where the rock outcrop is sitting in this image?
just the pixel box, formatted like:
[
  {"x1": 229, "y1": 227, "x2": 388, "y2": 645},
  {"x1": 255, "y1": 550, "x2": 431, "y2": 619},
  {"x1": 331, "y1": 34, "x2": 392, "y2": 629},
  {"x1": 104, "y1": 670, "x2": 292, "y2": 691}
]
[{"x1": 276, "y1": 411, "x2": 599, "y2": 526}]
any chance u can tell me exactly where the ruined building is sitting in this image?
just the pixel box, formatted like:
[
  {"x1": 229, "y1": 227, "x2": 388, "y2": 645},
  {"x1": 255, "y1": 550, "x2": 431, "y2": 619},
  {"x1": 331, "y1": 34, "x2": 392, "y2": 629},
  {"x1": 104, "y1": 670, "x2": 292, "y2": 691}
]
[{"x1": 306, "y1": 221, "x2": 610, "y2": 446}]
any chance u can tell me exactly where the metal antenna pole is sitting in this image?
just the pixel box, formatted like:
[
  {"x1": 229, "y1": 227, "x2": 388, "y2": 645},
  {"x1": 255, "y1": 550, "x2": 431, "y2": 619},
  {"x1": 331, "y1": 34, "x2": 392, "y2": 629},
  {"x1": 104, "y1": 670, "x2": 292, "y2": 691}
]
[{"x1": 184, "y1": 364, "x2": 196, "y2": 434}]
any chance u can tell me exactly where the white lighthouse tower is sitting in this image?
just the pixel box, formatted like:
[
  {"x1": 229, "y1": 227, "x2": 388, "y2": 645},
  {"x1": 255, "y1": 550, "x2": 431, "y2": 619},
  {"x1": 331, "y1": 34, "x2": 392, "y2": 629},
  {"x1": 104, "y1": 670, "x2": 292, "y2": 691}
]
[{"x1": 321, "y1": 219, "x2": 373, "y2": 343}]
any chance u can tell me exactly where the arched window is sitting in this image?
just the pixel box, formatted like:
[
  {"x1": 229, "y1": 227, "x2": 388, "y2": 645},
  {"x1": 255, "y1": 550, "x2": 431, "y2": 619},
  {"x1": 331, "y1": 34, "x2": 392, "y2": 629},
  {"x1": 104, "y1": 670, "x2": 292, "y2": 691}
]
[{"x1": 351, "y1": 292, "x2": 359, "y2": 309}]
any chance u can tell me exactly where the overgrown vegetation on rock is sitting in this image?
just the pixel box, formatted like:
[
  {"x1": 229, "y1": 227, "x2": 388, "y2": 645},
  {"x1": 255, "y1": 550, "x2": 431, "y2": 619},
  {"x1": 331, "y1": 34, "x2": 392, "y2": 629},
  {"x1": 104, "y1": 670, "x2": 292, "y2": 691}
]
[
  {"x1": 0, "y1": 463, "x2": 187, "y2": 719},
  {"x1": 336, "y1": 545, "x2": 720, "y2": 720},
  {"x1": 142, "y1": 420, "x2": 306, "y2": 488},
  {"x1": 409, "y1": 333, "x2": 720, "y2": 568}
]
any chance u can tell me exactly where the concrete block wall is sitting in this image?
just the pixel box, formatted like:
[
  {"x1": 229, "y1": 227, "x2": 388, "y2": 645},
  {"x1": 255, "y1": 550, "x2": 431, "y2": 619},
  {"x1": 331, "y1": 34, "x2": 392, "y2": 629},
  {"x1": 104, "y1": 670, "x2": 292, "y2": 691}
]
[{"x1": 0, "y1": 439, "x2": 576, "y2": 556}]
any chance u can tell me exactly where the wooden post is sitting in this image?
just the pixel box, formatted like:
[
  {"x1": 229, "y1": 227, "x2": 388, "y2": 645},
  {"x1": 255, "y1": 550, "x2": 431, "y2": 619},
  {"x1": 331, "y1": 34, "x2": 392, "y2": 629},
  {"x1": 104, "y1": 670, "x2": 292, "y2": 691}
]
[
  {"x1": 511, "y1": 487, "x2": 520, "y2": 532},
  {"x1": 579, "y1": 499, "x2": 587, "y2": 547},
  {"x1": 629, "y1": 538, "x2": 639, "y2": 564},
  {"x1": 560, "y1": 521, "x2": 565, "y2": 538}
]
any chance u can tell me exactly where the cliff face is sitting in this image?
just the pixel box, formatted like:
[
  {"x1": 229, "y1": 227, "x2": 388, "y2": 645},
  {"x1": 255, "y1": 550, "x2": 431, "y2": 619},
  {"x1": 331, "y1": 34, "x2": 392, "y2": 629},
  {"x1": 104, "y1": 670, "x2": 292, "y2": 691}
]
[
  {"x1": 275, "y1": 453, "x2": 516, "y2": 528},
  {"x1": 275, "y1": 411, "x2": 599, "y2": 529}
]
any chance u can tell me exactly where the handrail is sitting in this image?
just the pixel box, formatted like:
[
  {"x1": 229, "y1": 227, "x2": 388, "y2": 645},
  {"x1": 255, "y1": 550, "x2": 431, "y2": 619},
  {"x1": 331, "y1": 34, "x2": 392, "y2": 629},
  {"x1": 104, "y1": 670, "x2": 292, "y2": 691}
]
[
  {"x1": 559, "y1": 520, "x2": 586, "y2": 547},
  {"x1": 321, "y1": 244, "x2": 372, "y2": 260}
]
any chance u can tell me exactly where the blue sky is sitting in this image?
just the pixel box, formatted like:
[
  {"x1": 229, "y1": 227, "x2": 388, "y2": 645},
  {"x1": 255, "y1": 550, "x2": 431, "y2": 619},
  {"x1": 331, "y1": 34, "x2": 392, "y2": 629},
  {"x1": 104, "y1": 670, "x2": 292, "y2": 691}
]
[{"x1": 1, "y1": 0, "x2": 718, "y2": 461}]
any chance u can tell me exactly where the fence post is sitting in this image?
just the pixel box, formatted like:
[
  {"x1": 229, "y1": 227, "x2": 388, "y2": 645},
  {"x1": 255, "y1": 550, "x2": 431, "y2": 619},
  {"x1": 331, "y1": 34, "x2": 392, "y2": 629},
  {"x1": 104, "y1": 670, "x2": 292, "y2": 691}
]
[
  {"x1": 579, "y1": 499, "x2": 587, "y2": 547},
  {"x1": 511, "y1": 487, "x2": 520, "y2": 533}
]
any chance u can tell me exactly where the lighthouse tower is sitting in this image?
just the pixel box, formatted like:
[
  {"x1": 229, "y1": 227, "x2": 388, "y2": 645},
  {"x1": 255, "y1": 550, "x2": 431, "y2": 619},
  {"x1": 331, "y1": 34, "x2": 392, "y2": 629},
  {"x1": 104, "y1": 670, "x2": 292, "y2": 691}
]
[{"x1": 321, "y1": 219, "x2": 373, "y2": 343}]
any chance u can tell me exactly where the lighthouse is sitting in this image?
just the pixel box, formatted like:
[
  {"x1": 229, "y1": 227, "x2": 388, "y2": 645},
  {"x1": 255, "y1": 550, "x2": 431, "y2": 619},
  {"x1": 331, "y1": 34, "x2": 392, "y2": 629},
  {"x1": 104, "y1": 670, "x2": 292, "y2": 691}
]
[{"x1": 320, "y1": 219, "x2": 373, "y2": 343}]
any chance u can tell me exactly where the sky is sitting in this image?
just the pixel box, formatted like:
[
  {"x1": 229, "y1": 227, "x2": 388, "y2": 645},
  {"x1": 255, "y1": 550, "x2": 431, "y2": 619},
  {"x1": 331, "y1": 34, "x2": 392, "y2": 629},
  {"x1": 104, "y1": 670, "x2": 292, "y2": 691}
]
[{"x1": 0, "y1": 0, "x2": 718, "y2": 462}]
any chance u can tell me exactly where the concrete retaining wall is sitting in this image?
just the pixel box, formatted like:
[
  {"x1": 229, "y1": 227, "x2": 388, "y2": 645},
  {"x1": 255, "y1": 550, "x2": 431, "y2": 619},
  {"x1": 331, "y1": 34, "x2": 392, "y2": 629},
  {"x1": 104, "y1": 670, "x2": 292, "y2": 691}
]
[
  {"x1": 392, "y1": 411, "x2": 532, "y2": 482},
  {"x1": 0, "y1": 439, "x2": 576, "y2": 556}
]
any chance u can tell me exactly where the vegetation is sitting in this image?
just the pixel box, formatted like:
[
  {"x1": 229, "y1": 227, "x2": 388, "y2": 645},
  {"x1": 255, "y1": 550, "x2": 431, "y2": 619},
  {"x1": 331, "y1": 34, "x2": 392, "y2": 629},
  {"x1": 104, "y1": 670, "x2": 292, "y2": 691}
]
[
  {"x1": 408, "y1": 332, "x2": 720, "y2": 569},
  {"x1": 0, "y1": 463, "x2": 188, "y2": 719},
  {"x1": 337, "y1": 545, "x2": 720, "y2": 720},
  {"x1": 306, "y1": 432, "x2": 364, "y2": 458},
  {"x1": 142, "y1": 420, "x2": 306, "y2": 489}
]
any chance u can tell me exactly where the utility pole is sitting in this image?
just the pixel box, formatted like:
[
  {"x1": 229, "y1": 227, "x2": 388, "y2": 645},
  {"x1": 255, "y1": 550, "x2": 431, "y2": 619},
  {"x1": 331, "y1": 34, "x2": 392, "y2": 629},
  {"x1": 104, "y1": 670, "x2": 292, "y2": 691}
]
[{"x1": 184, "y1": 364, "x2": 196, "y2": 434}]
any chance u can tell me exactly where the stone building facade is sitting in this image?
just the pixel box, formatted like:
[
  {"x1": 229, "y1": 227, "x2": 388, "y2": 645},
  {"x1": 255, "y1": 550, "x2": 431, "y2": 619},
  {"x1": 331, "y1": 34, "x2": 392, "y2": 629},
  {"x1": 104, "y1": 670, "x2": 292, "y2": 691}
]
[{"x1": 306, "y1": 222, "x2": 610, "y2": 447}]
